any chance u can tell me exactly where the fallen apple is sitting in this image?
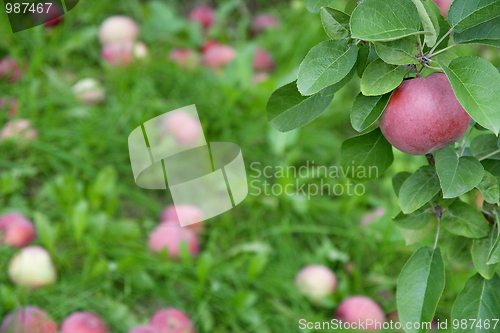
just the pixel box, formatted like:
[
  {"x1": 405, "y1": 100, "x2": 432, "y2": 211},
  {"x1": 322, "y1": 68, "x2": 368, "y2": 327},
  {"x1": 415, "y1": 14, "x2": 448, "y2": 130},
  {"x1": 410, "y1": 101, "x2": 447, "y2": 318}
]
[
  {"x1": 0, "y1": 119, "x2": 38, "y2": 141},
  {"x1": 188, "y1": 6, "x2": 215, "y2": 31},
  {"x1": 149, "y1": 308, "x2": 195, "y2": 333},
  {"x1": 295, "y1": 265, "x2": 337, "y2": 304},
  {"x1": 0, "y1": 306, "x2": 58, "y2": 333},
  {"x1": 201, "y1": 45, "x2": 236, "y2": 70},
  {"x1": 61, "y1": 312, "x2": 109, "y2": 333},
  {"x1": 0, "y1": 212, "x2": 36, "y2": 248},
  {"x1": 148, "y1": 224, "x2": 199, "y2": 258},
  {"x1": 0, "y1": 57, "x2": 23, "y2": 83},
  {"x1": 8, "y1": 246, "x2": 57, "y2": 288},
  {"x1": 160, "y1": 204, "x2": 203, "y2": 233},
  {"x1": 98, "y1": 16, "x2": 139, "y2": 46},
  {"x1": 253, "y1": 48, "x2": 274, "y2": 73},
  {"x1": 72, "y1": 78, "x2": 106, "y2": 105},
  {"x1": 335, "y1": 296, "x2": 386, "y2": 331}
]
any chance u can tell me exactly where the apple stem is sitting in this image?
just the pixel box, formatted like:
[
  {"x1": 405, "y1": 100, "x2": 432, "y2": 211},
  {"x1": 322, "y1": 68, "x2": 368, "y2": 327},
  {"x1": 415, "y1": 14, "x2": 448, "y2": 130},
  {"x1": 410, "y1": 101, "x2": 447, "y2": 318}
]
[
  {"x1": 421, "y1": 63, "x2": 443, "y2": 72},
  {"x1": 427, "y1": 28, "x2": 453, "y2": 58},
  {"x1": 479, "y1": 148, "x2": 500, "y2": 161},
  {"x1": 426, "y1": 153, "x2": 435, "y2": 167},
  {"x1": 427, "y1": 44, "x2": 457, "y2": 59}
]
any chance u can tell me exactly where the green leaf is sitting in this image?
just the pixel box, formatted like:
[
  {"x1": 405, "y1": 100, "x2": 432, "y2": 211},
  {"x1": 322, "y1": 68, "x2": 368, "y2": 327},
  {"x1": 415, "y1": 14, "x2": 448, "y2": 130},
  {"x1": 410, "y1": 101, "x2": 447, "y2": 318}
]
[
  {"x1": 393, "y1": 206, "x2": 432, "y2": 230},
  {"x1": 399, "y1": 217, "x2": 437, "y2": 245},
  {"x1": 470, "y1": 134, "x2": 500, "y2": 160},
  {"x1": 297, "y1": 40, "x2": 358, "y2": 96},
  {"x1": 397, "y1": 247, "x2": 445, "y2": 333},
  {"x1": 434, "y1": 146, "x2": 484, "y2": 198},
  {"x1": 398, "y1": 166, "x2": 441, "y2": 214},
  {"x1": 409, "y1": 0, "x2": 437, "y2": 47},
  {"x1": 345, "y1": 0, "x2": 358, "y2": 14},
  {"x1": 305, "y1": 0, "x2": 335, "y2": 13},
  {"x1": 477, "y1": 171, "x2": 500, "y2": 205},
  {"x1": 350, "y1": 92, "x2": 391, "y2": 132},
  {"x1": 360, "y1": 59, "x2": 404, "y2": 96},
  {"x1": 454, "y1": 16, "x2": 500, "y2": 48},
  {"x1": 374, "y1": 36, "x2": 420, "y2": 65},
  {"x1": 442, "y1": 201, "x2": 489, "y2": 238},
  {"x1": 320, "y1": 7, "x2": 351, "y2": 41},
  {"x1": 448, "y1": 0, "x2": 500, "y2": 33},
  {"x1": 393, "y1": 172, "x2": 412, "y2": 197},
  {"x1": 488, "y1": 226, "x2": 500, "y2": 265},
  {"x1": 451, "y1": 273, "x2": 500, "y2": 333},
  {"x1": 482, "y1": 160, "x2": 500, "y2": 182},
  {"x1": 356, "y1": 45, "x2": 379, "y2": 77},
  {"x1": 339, "y1": 128, "x2": 394, "y2": 182},
  {"x1": 440, "y1": 57, "x2": 500, "y2": 135},
  {"x1": 472, "y1": 225, "x2": 500, "y2": 279},
  {"x1": 350, "y1": 0, "x2": 424, "y2": 41},
  {"x1": 423, "y1": 0, "x2": 451, "y2": 52},
  {"x1": 448, "y1": 236, "x2": 473, "y2": 264},
  {"x1": 267, "y1": 81, "x2": 335, "y2": 132}
]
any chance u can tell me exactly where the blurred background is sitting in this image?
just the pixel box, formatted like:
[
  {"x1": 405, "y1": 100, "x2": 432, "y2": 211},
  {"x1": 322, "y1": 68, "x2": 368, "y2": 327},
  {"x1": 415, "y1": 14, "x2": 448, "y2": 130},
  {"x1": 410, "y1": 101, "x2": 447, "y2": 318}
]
[{"x1": 1, "y1": 0, "x2": 499, "y2": 332}]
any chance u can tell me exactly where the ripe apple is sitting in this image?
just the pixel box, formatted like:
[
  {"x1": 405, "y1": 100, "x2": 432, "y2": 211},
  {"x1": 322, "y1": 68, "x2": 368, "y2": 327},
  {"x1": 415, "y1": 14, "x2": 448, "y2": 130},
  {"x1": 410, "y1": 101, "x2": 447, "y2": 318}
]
[
  {"x1": 295, "y1": 265, "x2": 337, "y2": 304},
  {"x1": 0, "y1": 212, "x2": 36, "y2": 248},
  {"x1": 160, "y1": 205, "x2": 203, "y2": 233},
  {"x1": 0, "y1": 119, "x2": 38, "y2": 141},
  {"x1": 433, "y1": 0, "x2": 453, "y2": 17},
  {"x1": 98, "y1": 16, "x2": 139, "y2": 46},
  {"x1": 161, "y1": 111, "x2": 202, "y2": 145},
  {"x1": 188, "y1": 6, "x2": 215, "y2": 31},
  {"x1": 201, "y1": 45, "x2": 236, "y2": 70},
  {"x1": 335, "y1": 296, "x2": 386, "y2": 331},
  {"x1": 101, "y1": 41, "x2": 147, "y2": 66},
  {"x1": 0, "y1": 57, "x2": 23, "y2": 83},
  {"x1": 149, "y1": 308, "x2": 195, "y2": 333},
  {"x1": 380, "y1": 73, "x2": 471, "y2": 155},
  {"x1": 168, "y1": 49, "x2": 199, "y2": 69},
  {"x1": 61, "y1": 312, "x2": 109, "y2": 333},
  {"x1": 253, "y1": 48, "x2": 274, "y2": 73},
  {"x1": 252, "y1": 14, "x2": 280, "y2": 34},
  {"x1": 0, "y1": 97, "x2": 18, "y2": 116},
  {"x1": 0, "y1": 306, "x2": 58, "y2": 333},
  {"x1": 200, "y1": 40, "x2": 219, "y2": 53},
  {"x1": 148, "y1": 224, "x2": 199, "y2": 258},
  {"x1": 128, "y1": 325, "x2": 160, "y2": 333},
  {"x1": 8, "y1": 246, "x2": 57, "y2": 288},
  {"x1": 72, "y1": 78, "x2": 106, "y2": 105},
  {"x1": 33, "y1": 3, "x2": 64, "y2": 27}
]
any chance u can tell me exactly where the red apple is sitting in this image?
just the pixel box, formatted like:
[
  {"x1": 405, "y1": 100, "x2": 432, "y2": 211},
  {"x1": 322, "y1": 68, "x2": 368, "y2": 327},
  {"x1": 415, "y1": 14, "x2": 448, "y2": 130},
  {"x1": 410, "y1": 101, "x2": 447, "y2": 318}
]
[
  {"x1": 1, "y1": 306, "x2": 58, "y2": 333},
  {"x1": 252, "y1": 14, "x2": 280, "y2": 34},
  {"x1": 380, "y1": 73, "x2": 471, "y2": 155},
  {"x1": 161, "y1": 111, "x2": 202, "y2": 145},
  {"x1": 188, "y1": 6, "x2": 215, "y2": 30},
  {"x1": 128, "y1": 325, "x2": 160, "y2": 333},
  {"x1": 200, "y1": 40, "x2": 219, "y2": 53},
  {"x1": 72, "y1": 78, "x2": 106, "y2": 105},
  {"x1": 8, "y1": 246, "x2": 57, "y2": 288},
  {"x1": 61, "y1": 312, "x2": 109, "y2": 333},
  {"x1": 0, "y1": 119, "x2": 38, "y2": 141},
  {"x1": 0, "y1": 97, "x2": 18, "y2": 116},
  {"x1": 33, "y1": 3, "x2": 64, "y2": 27},
  {"x1": 98, "y1": 16, "x2": 139, "y2": 46},
  {"x1": 201, "y1": 45, "x2": 236, "y2": 70},
  {"x1": 168, "y1": 49, "x2": 199, "y2": 69},
  {"x1": 148, "y1": 224, "x2": 199, "y2": 258},
  {"x1": 101, "y1": 41, "x2": 147, "y2": 66},
  {"x1": 160, "y1": 205, "x2": 203, "y2": 233},
  {"x1": 253, "y1": 48, "x2": 274, "y2": 73},
  {"x1": 295, "y1": 265, "x2": 337, "y2": 304},
  {"x1": 335, "y1": 296, "x2": 386, "y2": 331},
  {"x1": 0, "y1": 57, "x2": 22, "y2": 83},
  {"x1": 149, "y1": 308, "x2": 195, "y2": 333},
  {"x1": 433, "y1": 0, "x2": 453, "y2": 17},
  {"x1": 0, "y1": 212, "x2": 36, "y2": 248}
]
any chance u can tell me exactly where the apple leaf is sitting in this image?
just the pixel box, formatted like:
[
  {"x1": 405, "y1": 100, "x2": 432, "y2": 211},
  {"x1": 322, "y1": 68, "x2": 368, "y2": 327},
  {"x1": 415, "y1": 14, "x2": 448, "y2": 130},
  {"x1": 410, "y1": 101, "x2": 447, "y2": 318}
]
[
  {"x1": 320, "y1": 7, "x2": 351, "y2": 41},
  {"x1": 448, "y1": 236, "x2": 473, "y2": 264},
  {"x1": 350, "y1": 92, "x2": 391, "y2": 132},
  {"x1": 361, "y1": 59, "x2": 404, "y2": 96},
  {"x1": 451, "y1": 273, "x2": 500, "y2": 333},
  {"x1": 470, "y1": 134, "x2": 500, "y2": 160},
  {"x1": 423, "y1": 0, "x2": 451, "y2": 52},
  {"x1": 393, "y1": 172, "x2": 412, "y2": 198},
  {"x1": 440, "y1": 57, "x2": 500, "y2": 135},
  {"x1": 472, "y1": 225, "x2": 500, "y2": 280},
  {"x1": 482, "y1": 160, "x2": 500, "y2": 183},
  {"x1": 374, "y1": 36, "x2": 420, "y2": 65},
  {"x1": 442, "y1": 201, "x2": 489, "y2": 238},
  {"x1": 305, "y1": 0, "x2": 335, "y2": 13},
  {"x1": 394, "y1": 206, "x2": 433, "y2": 230},
  {"x1": 356, "y1": 45, "x2": 379, "y2": 77},
  {"x1": 397, "y1": 247, "x2": 445, "y2": 333},
  {"x1": 434, "y1": 146, "x2": 484, "y2": 198},
  {"x1": 453, "y1": 16, "x2": 500, "y2": 48},
  {"x1": 448, "y1": 0, "x2": 500, "y2": 33},
  {"x1": 398, "y1": 166, "x2": 441, "y2": 214},
  {"x1": 297, "y1": 40, "x2": 358, "y2": 96},
  {"x1": 488, "y1": 224, "x2": 500, "y2": 265},
  {"x1": 477, "y1": 171, "x2": 500, "y2": 205},
  {"x1": 409, "y1": 0, "x2": 437, "y2": 47},
  {"x1": 350, "y1": 0, "x2": 425, "y2": 41},
  {"x1": 339, "y1": 128, "x2": 394, "y2": 182}
]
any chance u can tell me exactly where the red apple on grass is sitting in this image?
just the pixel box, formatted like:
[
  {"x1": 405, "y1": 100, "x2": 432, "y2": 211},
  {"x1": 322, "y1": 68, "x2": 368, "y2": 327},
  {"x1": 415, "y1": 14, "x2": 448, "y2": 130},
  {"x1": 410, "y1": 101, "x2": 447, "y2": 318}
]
[
  {"x1": 160, "y1": 205, "x2": 203, "y2": 233},
  {"x1": 295, "y1": 265, "x2": 337, "y2": 304},
  {"x1": 0, "y1": 119, "x2": 38, "y2": 141},
  {"x1": 201, "y1": 45, "x2": 236, "y2": 70},
  {"x1": 161, "y1": 111, "x2": 202, "y2": 145},
  {"x1": 0, "y1": 212, "x2": 36, "y2": 248},
  {"x1": 188, "y1": 6, "x2": 215, "y2": 31},
  {"x1": 253, "y1": 48, "x2": 274, "y2": 73},
  {"x1": 380, "y1": 73, "x2": 471, "y2": 155},
  {"x1": 200, "y1": 40, "x2": 219, "y2": 53},
  {"x1": 101, "y1": 41, "x2": 147, "y2": 66},
  {"x1": 252, "y1": 14, "x2": 280, "y2": 34},
  {"x1": 8, "y1": 246, "x2": 57, "y2": 288},
  {"x1": 98, "y1": 16, "x2": 139, "y2": 46},
  {"x1": 1, "y1": 306, "x2": 58, "y2": 333},
  {"x1": 335, "y1": 296, "x2": 386, "y2": 331},
  {"x1": 0, "y1": 97, "x2": 19, "y2": 116},
  {"x1": 72, "y1": 78, "x2": 106, "y2": 105},
  {"x1": 0, "y1": 57, "x2": 23, "y2": 83},
  {"x1": 128, "y1": 325, "x2": 160, "y2": 333},
  {"x1": 168, "y1": 49, "x2": 199, "y2": 69},
  {"x1": 61, "y1": 312, "x2": 109, "y2": 333},
  {"x1": 149, "y1": 308, "x2": 195, "y2": 333},
  {"x1": 148, "y1": 224, "x2": 199, "y2": 258}
]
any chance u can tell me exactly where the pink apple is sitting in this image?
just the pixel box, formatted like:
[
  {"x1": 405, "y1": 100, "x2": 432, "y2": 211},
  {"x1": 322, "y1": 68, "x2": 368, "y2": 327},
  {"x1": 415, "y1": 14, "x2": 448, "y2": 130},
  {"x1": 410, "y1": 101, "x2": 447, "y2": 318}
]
[
  {"x1": 253, "y1": 48, "x2": 274, "y2": 72},
  {"x1": 295, "y1": 265, "x2": 337, "y2": 304},
  {"x1": 0, "y1": 97, "x2": 19, "y2": 116},
  {"x1": 128, "y1": 325, "x2": 160, "y2": 333},
  {"x1": 161, "y1": 111, "x2": 202, "y2": 145},
  {"x1": 0, "y1": 57, "x2": 22, "y2": 83},
  {"x1": 252, "y1": 72, "x2": 269, "y2": 84},
  {"x1": 160, "y1": 205, "x2": 203, "y2": 233},
  {"x1": 149, "y1": 308, "x2": 195, "y2": 333},
  {"x1": 335, "y1": 296, "x2": 386, "y2": 331},
  {"x1": 252, "y1": 14, "x2": 280, "y2": 34},
  {"x1": 188, "y1": 6, "x2": 215, "y2": 30},
  {"x1": 148, "y1": 224, "x2": 199, "y2": 258},
  {"x1": 98, "y1": 16, "x2": 139, "y2": 46},
  {"x1": 168, "y1": 49, "x2": 199, "y2": 69},
  {"x1": 72, "y1": 78, "x2": 106, "y2": 105},
  {"x1": 0, "y1": 119, "x2": 38, "y2": 141},
  {"x1": 1, "y1": 306, "x2": 58, "y2": 333},
  {"x1": 360, "y1": 207, "x2": 386, "y2": 226},
  {"x1": 0, "y1": 212, "x2": 36, "y2": 248},
  {"x1": 33, "y1": 3, "x2": 64, "y2": 28},
  {"x1": 433, "y1": 0, "x2": 453, "y2": 17},
  {"x1": 8, "y1": 246, "x2": 57, "y2": 288},
  {"x1": 101, "y1": 42, "x2": 134, "y2": 66},
  {"x1": 201, "y1": 45, "x2": 236, "y2": 70},
  {"x1": 200, "y1": 40, "x2": 219, "y2": 53},
  {"x1": 61, "y1": 312, "x2": 109, "y2": 333}
]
